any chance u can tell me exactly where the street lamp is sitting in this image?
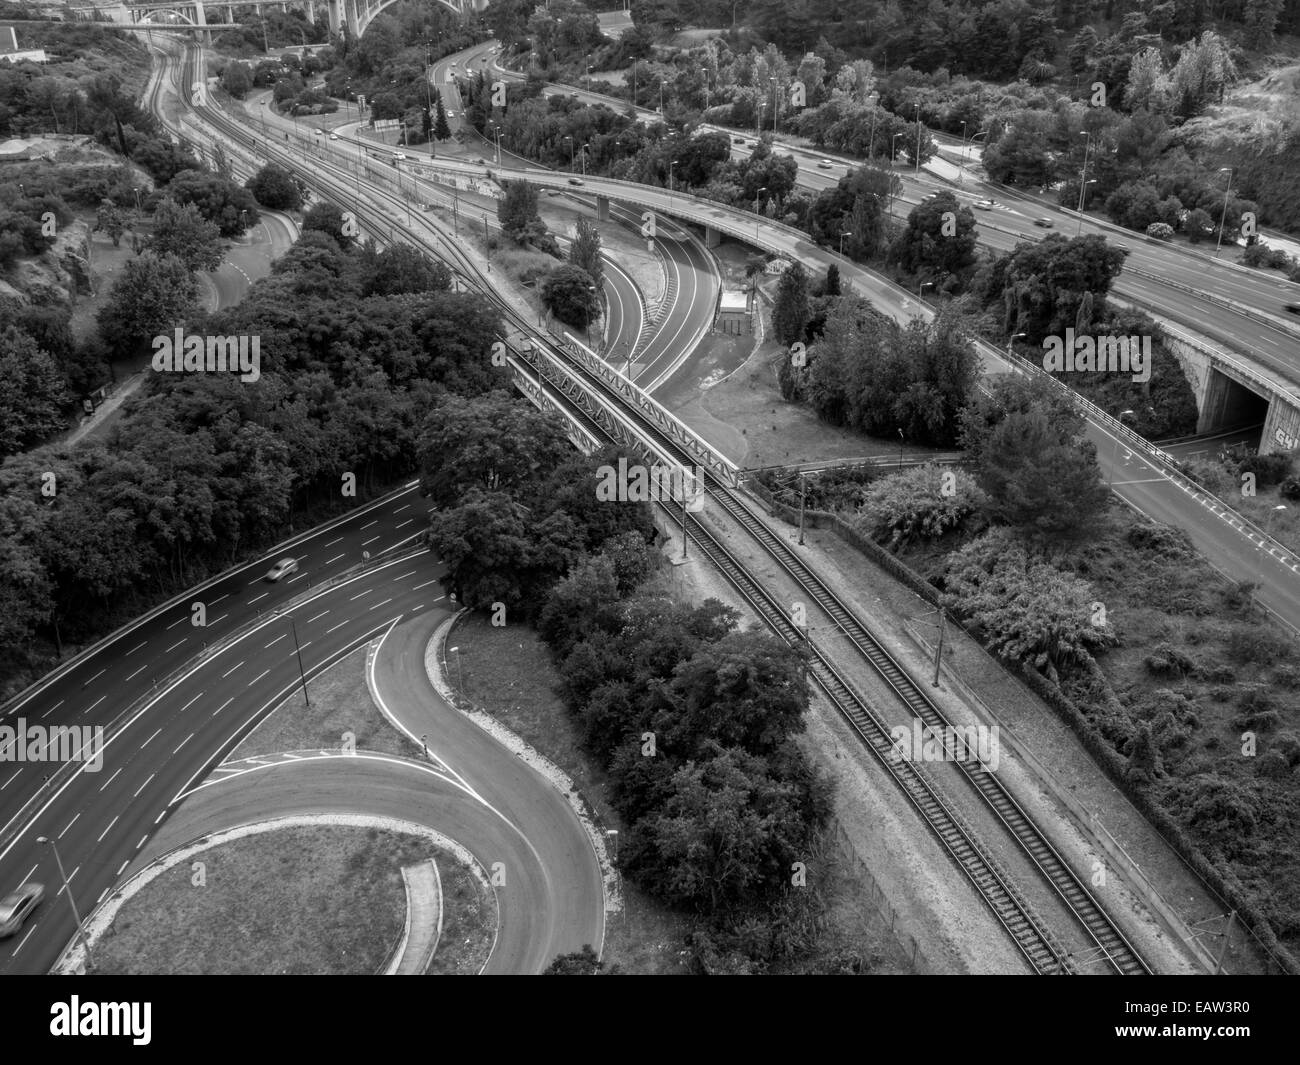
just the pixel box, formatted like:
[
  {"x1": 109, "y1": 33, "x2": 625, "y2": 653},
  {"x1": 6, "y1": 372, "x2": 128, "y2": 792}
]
[
  {"x1": 754, "y1": 185, "x2": 767, "y2": 213},
  {"x1": 669, "y1": 158, "x2": 679, "y2": 194},
  {"x1": 919, "y1": 280, "x2": 935, "y2": 299},
  {"x1": 1215, "y1": 167, "x2": 1234, "y2": 257},
  {"x1": 839, "y1": 230, "x2": 851, "y2": 255},
  {"x1": 914, "y1": 101, "x2": 922, "y2": 176},
  {"x1": 447, "y1": 645, "x2": 464, "y2": 692},
  {"x1": 1258, "y1": 504, "x2": 1288, "y2": 598},
  {"x1": 770, "y1": 76, "x2": 778, "y2": 135},
  {"x1": 564, "y1": 134, "x2": 575, "y2": 172},
  {"x1": 1107, "y1": 409, "x2": 1136, "y2": 490},
  {"x1": 581, "y1": 142, "x2": 590, "y2": 176},
  {"x1": 37, "y1": 836, "x2": 93, "y2": 968},
  {"x1": 701, "y1": 67, "x2": 710, "y2": 111},
  {"x1": 891, "y1": 131, "x2": 905, "y2": 167},
  {"x1": 1006, "y1": 331, "x2": 1027, "y2": 356},
  {"x1": 1075, "y1": 130, "x2": 1092, "y2": 236}
]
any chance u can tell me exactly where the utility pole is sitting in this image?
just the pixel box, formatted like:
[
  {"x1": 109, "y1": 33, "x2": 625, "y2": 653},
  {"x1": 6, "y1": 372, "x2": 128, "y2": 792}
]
[
  {"x1": 290, "y1": 617, "x2": 310, "y2": 707},
  {"x1": 797, "y1": 471, "x2": 807, "y2": 545},
  {"x1": 38, "y1": 836, "x2": 93, "y2": 969},
  {"x1": 932, "y1": 608, "x2": 946, "y2": 687}
]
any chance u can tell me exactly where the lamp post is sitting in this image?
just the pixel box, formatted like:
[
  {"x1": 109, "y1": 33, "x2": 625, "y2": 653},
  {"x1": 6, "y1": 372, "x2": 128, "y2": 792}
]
[
  {"x1": 770, "y1": 76, "x2": 778, "y2": 135},
  {"x1": 839, "y1": 230, "x2": 851, "y2": 256},
  {"x1": 754, "y1": 185, "x2": 767, "y2": 213},
  {"x1": 1215, "y1": 167, "x2": 1234, "y2": 257},
  {"x1": 669, "y1": 158, "x2": 678, "y2": 194},
  {"x1": 1257, "y1": 504, "x2": 1288, "y2": 599},
  {"x1": 919, "y1": 280, "x2": 935, "y2": 299},
  {"x1": 289, "y1": 617, "x2": 310, "y2": 707},
  {"x1": 867, "y1": 93, "x2": 879, "y2": 159},
  {"x1": 37, "y1": 836, "x2": 93, "y2": 969},
  {"x1": 1107, "y1": 409, "x2": 1136, "y2": 490},
  {"x1": 565, "y1": 134, "x2": 575, "y2": 172},
  {"x1": 898, "y1": 428, "x2": 906, "y2": 468},
  {"x1": 914, "y1": 101, "x2": 922, "y2": 176},
  {"x1": 1006, "y1": 330, "x2": 1027, "y2": 357},
  {"x1": 892, "y1": 131, "x2": 905, "y2": 168},
  {"x1": 447, "y1": 645, "x2": 464, "y2": 692},
  {"x1": 701, "y1": 67, "x2": 710, "y2": 111},
  {"x1": 1075, "y1": 130, "x2": 1091, "y2": 236},
  {"x1": 582, "y1": 142, "x2": 590, "y2": 176},
  {"x1": 797, "y1": 471, "x2": 807, "y2": 546}
]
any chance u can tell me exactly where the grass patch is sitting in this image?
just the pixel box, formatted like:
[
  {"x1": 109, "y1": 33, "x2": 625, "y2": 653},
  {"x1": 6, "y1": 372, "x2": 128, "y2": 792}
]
[
  {"x1": 229, "y1": 644, "x2": 416, "y2": 760},
  {"x1": 427, "y1": 859, "x2": 495, "y2": 975},
  {"x1": 95, "y1": 824, "x2": 490, "y2": 975}
]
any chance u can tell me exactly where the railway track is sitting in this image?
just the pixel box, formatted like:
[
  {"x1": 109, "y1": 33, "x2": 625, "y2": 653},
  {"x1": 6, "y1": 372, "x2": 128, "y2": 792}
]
[{"x1": 168, "y1": 41, "x2": 1152, "y2": 974}]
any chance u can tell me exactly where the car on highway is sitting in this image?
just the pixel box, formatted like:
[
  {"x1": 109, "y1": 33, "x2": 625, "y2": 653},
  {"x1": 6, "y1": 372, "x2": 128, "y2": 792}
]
[
  {"x1": 973, "y1": 199, "x2": 997, "y2": 210},
  {"x1": 1033, "y1": 217, "x2": 1054, "y2": 227},
  {"x1": 265, "y1": 557, "x2": 300, "y2": 582},
  {"x1": 733, "y1": 137, "x2": 747, "y2": 145},
  {"x1": 0, "y1": 883, "x2": 44, "y2": 938},
  {"x1": 474, "y1": 157, "x2": 487, "y2": 164},
  {"x1": 568, "y1": 177, "x2": 584, "y2": 186},
  {"x1": 817, "y1": 159, "x2": 834, "y2": 169},
  {"x1": 1114, "y1": 242, "x2": 1130, "y2": 252},
  {"x1": 1285, "y1": 303, "x2": 1300, "y2": 316},
  {"x1": 393, "y1": 152, "x2": 407, "y2": 161},
  {"x1": 328, "y1": 132, "x2": 339, "y2": 141},
  {"x1": 314, "y1": 128, "x2": 325, "y2": 135}
]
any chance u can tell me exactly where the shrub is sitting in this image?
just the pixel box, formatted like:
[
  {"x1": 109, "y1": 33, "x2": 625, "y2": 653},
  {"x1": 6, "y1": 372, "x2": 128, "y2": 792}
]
[
  {"x1": 852, "y1": 464, "x2": 983, "y2": 549},
  {"x1": 1226, "y1": 625, "x2": 1294, "y2": 666},
  {"x1": 1145, "y1": 221, "x2": 1175, "y2": 240},
  {"x1": 1281, "y1": 477, "x2": 1300, "y2": 502},
  {"x1": 1144, "y1": 642, "x2": 1194, "y2": 678}
]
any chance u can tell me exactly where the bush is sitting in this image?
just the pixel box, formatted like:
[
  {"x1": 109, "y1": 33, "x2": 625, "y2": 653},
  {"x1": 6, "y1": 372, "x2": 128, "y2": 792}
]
[
  {"x1": 1145, "y1": 221, "x2": 1175, "y2": 240},
  {"x1": 1226, "y1": 625, "x2": 1294, "y2": 666},
  {"x1": 1279, "y1": 477, "x2": 1300, "y2": 502},
  {"x1": 1144, "y1": 642, "x2": 1194, "y2": 678},
  {"x1": 852, "y1": 464, "x2": 983, "y2": 549}
]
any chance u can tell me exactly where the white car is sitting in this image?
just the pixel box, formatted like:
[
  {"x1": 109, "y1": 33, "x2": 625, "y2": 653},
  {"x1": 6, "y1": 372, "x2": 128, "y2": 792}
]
[
  {"x1": 328, "y1": 132, "x2": 339, "y2": 141},
  {"x1": 973, "y1": 199, "x2": 997, "y2": 210},
  {"x1": 0, "y1": 883, "x2": 44, "y2": 938},
  {"x1": 265, "y1": 557, "x2": 300, "y2": 582},
  {"x1": 393, "y1": 152, "x2": 407, "y2": 161}
]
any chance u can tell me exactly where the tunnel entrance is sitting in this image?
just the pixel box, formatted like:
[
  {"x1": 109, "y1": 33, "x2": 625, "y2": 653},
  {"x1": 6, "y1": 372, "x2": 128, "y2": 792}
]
[{"x1": 1198, "y1": 367, "x2": 1270, "y2": 436}]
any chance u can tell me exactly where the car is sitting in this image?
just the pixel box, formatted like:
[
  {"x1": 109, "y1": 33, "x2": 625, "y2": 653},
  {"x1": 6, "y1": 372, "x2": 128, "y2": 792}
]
[
  {"x1": 328, "y1": 132, "x2": 339, "y2": 141},
  {"x1": 817, "y1": 159, "x2": 833, "y2": 169},
  {"x1": 1114, "y1": 242, "x2": 1129, "y2": 252},
  {"x1": 1033, "y1": 217, "x2": 1054, "y2": 228},
  {"x1": 733, "y1": 137, "x2": 747, "y2": 145},
  {"x1": 0, "y1": 883, "x2": 44, "y2": 938},
  {"x1": 973, "y1": 199, "x2": 997, "y2": 210},
  {"x1": 265, "y1": 557, "x2": 300, "y2": 582},
  {"x1": 1286, "y1": 303, "x2": 1300, "y2": 316},
  {"x1": 393, "y1": 152, "x2": 407, "y2": 160},
  {"x1": 570, "y1": 91, "x2": 580, "y2": 98},
  {"x1": 474, "y1": 157, "x2": 487, "y2": 165},
  {"x1": 568, "y1": 177, "x2": 584, "y2": 186},
  {"x1": 314, "y1": 128, "x2": 325, "y2": 135}
]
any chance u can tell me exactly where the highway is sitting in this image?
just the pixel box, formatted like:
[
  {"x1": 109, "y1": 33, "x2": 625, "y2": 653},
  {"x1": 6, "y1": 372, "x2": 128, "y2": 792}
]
[{"x1": 478, "y1": 46, "x2": 1300, "y2": 389}]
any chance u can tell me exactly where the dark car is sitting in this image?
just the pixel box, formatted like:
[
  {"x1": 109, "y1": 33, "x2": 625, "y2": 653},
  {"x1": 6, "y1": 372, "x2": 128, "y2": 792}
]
[
  {"x1": 568, "y1": 178, "x2": 584, "y2": 186},
  {"x1": 1033, "y1": 217, "x2": 1054, "y2": 228},
  {"x1": 1285, "y1": 303, "x2": 1300, "y2": 316}
]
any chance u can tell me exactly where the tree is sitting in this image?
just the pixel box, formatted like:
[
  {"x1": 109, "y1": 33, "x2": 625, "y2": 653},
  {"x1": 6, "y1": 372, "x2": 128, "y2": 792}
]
[
  {"x1": 221, "y1": 62, "x2": 253, "y2": 99},
  {"x1": 146, "y1": 197, "x2": 224, "y2": 273},
  {"x1": 544, "y1": 945, "x2": 612, "y2": 974},
  {"x1": 433, "y1": 89, "x2": 451, "y2": 141},
  {"x1": 93, "y1": 199, "x2": 126, "y2": 248},
  {"x1": 823, "y1": 264, "x2": 841, "y2": 297},
  {"x1": 497, "y1": 179, "x2": 556, "y2": 253},
  {"x1": 772, "y1": 262, "x2": 809, "y2": 346},
  {"x1": 0, "y1": 327, "x2": 69, "y2": 457},
  {"x1": 569, "y1": 217, "x2": 604, "y2": 291},
  {"x1": 96, "y1": 253, "x2": 198, "y2": 357},
  {"x1": 541, "y1": 263, "x2": 601, "y2": 328},
  {"x1": 888, "y1": 191, "x2": 978, "y2": 280},
  {"x1": 167, "y1": 170, "x2": 259, "y2": 236},
  {"x1": 301, "y1": 201, "x2": 354, "y2": 247},
  {"x1": 363, "y1": 243, "x2": 452, "y2": 296},
  {"x1": 247, "y1": 164, "x2": 303, "y2": 210}
]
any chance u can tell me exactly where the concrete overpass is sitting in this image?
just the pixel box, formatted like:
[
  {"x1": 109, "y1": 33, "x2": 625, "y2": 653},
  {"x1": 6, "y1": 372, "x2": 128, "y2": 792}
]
[{"x1": 68, "y1": 0, "x2": 481, "y2": 38}]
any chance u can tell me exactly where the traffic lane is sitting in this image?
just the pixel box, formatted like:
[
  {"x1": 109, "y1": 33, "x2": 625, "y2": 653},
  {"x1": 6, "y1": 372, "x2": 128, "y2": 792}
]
[
  {"x1": 0, "y1": 489, "x2": 437, "y2": 871},
  {"x1": 123, "y1": 756, "x2": 558, "y2": 974},
  {"x1": 636, "y1": 228, "x2": 715, "y2": 391},
  {"x1": 376, "y1": 614, "x2": 604, "y2": 971},
  {"x1": 0, "y1": 552, "x2": 446, "y2": 973}
]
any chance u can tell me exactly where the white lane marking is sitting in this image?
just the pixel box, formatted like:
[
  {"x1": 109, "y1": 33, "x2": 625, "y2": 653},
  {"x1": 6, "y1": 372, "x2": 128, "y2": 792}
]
[
  {"x1": 165, "y1": 616, "x2": 187, "y2": 631},
  {"x1": 208, "y1": 594, "x2": 228, "y2": 606},
  {"x1": 287, "y1": 572, "x2": 308, "y2": 584},
  {"x1": 137, "y1": 836, "x2": 147, "y2": 850},
  {"x1": 84, "y1": 695, "x2": 106, "y2": 714},
  {"x1": 97, "y1": 815, "x2": 119, "y2": 843},
  {"x1": 125, "y1": 663, "x2": 148, "y2": 682},
  {"x1": 164, "y1": 638, "x2": 186, "y2": 654},
  {"x1": 324, "y1": 536, "x2": 343, "y2": 547},
  {"x1": 99, "y1": 767, "x2": 123, "y2": 792},
  {"x1": 395, "y1": 519, "x2": 413, "y2": 529},
  {"x1": 155, "y1": 810, "x2": 167, "y2": 825},
  {"x1": 117, "y1": 860, "x2": 129, "y2": 877},
  {"x1": 362, "y1": 536, "x2": 381, "y2": 546},
  {"x1": 412, "y1": 578, "x2": 441, "y2": 590},
  {"x1": 11, "y1": 925, "x2": 36, "y2": 956},
  {"x1": 178, "y1": 692, "x2": 203, "y2": 712},
  {"x1": 221, "y1": 661, "x2": 245, "y2": 678},
  {"x1": 361, "y1": 520, "x2": 378, "y2": 530},
  {"x1": 125, "y1": 641, "x2": 147, "y2": 655},
  {"x1": 265, "y1": 633, "x2": 287, "y2": 649},
  {"x1": 393, "y1": 570, "x2": 417, "y2": 581},
  {"x1": 134, "y1": 772, "x2": 155, "y2": 798},
  {"x1": 85, "y1": 668, "x2": 107, "y2": 684},
  {"x1": 249, "y1": 592, "x2": 269, "y2": 604},
  {"x1": 349, "y1": 588, "x2": 372, "y2": 602},
  {"x1": 58, "y1": 812, "x2": 80, "y2": 839},
  {"x1": 307, "y1": 610, "x2": 329, "y2": 623},
  {"x1": 40, "y1": 699, "x2": 64, "y2": 719},
  {"x1": 393, "y1": 504, "x2": 410, "y2": 513},
  {"x1": 326, "y1": 553, "x2": 345, "y2": 564},
  {"x1": 327, "y1": 620, "x2": 350, "y2": 634},
  {"x1": 249, "y1": 669, "x2": 271, "y2": 686},
  {"x1": 141, "y1": 728, "x2": 162, "y2": 749},
  {"x1": 212, "y1": 696, "x2": 234, "y2": 718},
  {"x1": 0, "y1": 769, "x2": 19, "y2": 791},
  {"x1": 173, "y1": 733, "x2": 194, "y2": 755},
  {"x1": 368, "y1": 598, "x2": 393, "y2": 611}
]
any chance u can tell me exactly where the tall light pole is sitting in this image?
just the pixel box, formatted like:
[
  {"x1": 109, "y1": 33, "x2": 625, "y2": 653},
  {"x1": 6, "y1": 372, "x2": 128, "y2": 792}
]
[
  {"x1": 37, "y1": 836, "x2": 93, "y2": 968},
  {"x1": 892, "y1": 131, "x2": 905, "y2": 168},
  {"x1": 913, "y1": 101, "x2": 922, "y2": 176},
  {"x1": 289, "y1": 617, "x2": 310, "y2": 707},
  {"x1": 919, "y1": 280, "x2": 935, "y2": 299},
  {"x1": 1075, "y1": 130, "x2": 1091, "y2": 236},
  {"x1": 754, "y1": 185, "x2": 767, "y2": 213},
  {"x1": 1006, "y1": 331, "x2": 1027, "y2": 358},
  {"x1": 1258, "y1": 504, "x2": 1288, "y2": 599},
  {"x1": 839, "y1": 230, "x2": 851, "y2": 256},
  {"x1": 565, "y1": 134, "x2": 575, "y2": 172},
  {"x1": 958, "y1": 120, "x2": 968, "y2": 183},
  {"x1": 1107, "y1": 409, "x2": 1136, "y2": 490},
  {"x1": 770, "y1": 76, "x2": 778, "y2": 135},
  {"x1": 669, "y1": 158, "x2": 678, "y2": 194},
  {"x1": 867, "y1": 93, "x2": 879, "y2": 159},
  {"x1": 701, "y1": 67, "x2": 710, "y2": 111},
  {"x1": 582, "y1": 142, "x2": 590, "y2": 176},
  {"x1": 1215, "y1": 167, "x2": 1234, "y2": 257},
  {"x1": 448, "y1": 645, "x2": 464, "y2": 692}
]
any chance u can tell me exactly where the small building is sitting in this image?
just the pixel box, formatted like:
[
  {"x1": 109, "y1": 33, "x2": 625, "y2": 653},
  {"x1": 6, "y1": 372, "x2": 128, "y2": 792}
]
[
  {"x1": 0, "y1": 26, "x2": 48, "y2": 65},
  {"x1": 716, "y1": 289, "x2": 751, "y2": 336}
]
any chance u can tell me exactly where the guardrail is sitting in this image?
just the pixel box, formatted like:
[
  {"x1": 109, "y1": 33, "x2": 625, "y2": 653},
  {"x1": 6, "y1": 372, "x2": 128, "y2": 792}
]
[{"x1": 0, "y1": 542, "x2": 428, "y2": 858}]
